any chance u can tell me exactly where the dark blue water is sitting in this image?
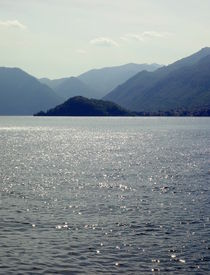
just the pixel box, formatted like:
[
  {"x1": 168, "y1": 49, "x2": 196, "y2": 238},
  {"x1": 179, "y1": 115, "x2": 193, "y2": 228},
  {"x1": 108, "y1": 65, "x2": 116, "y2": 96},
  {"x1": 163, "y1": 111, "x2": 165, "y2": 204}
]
[{"x1": 0, "y1": 117, "x2": 210, "y2": 274}]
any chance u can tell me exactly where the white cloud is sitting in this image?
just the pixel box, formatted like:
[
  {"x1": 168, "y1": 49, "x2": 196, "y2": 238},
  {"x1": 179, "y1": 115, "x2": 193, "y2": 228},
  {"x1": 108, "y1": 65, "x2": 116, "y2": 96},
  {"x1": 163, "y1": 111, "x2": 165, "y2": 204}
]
[
  {"x1": 121, "y1": 31, "x2": 172, "y2": 43},
  {"x1": 0, "y1": 20, "x2": 27, "y2": 30},
  {"x1": 121, "y1": 33, "x2": 144, "y2": 42},
  {"x1": 90, "y1": 37, "x2": 119, "y2": 47},
  {"x1": 142, "y1": 31, "x2": 171, "y2": 38}
]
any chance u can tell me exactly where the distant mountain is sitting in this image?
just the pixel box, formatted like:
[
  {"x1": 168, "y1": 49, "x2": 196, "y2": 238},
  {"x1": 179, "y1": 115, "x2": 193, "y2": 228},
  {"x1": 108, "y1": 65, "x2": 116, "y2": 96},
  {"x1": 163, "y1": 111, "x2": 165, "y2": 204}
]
[
  {"x1": 39, "y1": 77, "x2": 64, "y2": 89},
  {"x1": 39, "y1": 76, "x2": 98, "y2": 100},
  {"x1": 104, "y1": 47, "x2": 210, "y2": 112},
  {"x1": 54, "y1": 77, "x2": 98, "y2": 100},
  {"x1": 35, "y1": 96, "x2": 134, "y2": 116},
  {"x1": 78, "y1": 63, "x2": 162, "y2": 98},
  {"x1": 165, "y1": 47, "x2": 210, "y2": 71},
  {"x1": 0, "y1": 67, "x2": 62, "y2": 115},
  {"x1": 40, "y1": 63, "x2": 161, "y2": 99}
]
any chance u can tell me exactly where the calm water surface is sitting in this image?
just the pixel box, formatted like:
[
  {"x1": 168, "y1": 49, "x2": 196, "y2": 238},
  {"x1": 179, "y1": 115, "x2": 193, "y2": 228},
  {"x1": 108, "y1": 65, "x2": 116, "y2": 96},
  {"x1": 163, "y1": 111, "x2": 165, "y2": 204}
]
[{"x1": 0, "y1": 117, "x2": 210, "y2": 274}]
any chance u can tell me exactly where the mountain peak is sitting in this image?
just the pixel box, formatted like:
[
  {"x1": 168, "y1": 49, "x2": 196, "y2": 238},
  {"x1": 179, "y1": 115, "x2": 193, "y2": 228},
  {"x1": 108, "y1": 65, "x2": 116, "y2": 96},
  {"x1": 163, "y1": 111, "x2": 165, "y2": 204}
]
[
  {"x1": 199, "y1": 46, "x2": 210, "y2": 52},
  {"x1": 193, "y1": 47, "x2": 210, "y2": 58},
  {"x1": 0, "y1": 67, "x2": 61, "y2": 115},
  {"x1": 78, "y1": 63, "x2": 162, "y2": 98}
]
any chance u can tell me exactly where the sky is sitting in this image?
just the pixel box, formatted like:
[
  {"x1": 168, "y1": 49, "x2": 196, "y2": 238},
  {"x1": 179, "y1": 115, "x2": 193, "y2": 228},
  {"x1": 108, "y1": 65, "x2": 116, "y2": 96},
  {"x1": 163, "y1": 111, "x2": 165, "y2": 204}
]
[{"x1": 0, "y1": 0, "x2": 210, "y2": 78}]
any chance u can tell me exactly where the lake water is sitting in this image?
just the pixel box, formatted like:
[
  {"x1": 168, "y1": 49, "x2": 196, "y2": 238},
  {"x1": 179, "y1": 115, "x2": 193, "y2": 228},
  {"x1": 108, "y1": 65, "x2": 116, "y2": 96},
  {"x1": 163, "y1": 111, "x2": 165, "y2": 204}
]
[{"x1": 0, "y1": 117, "x2": 210, "y2": 274}]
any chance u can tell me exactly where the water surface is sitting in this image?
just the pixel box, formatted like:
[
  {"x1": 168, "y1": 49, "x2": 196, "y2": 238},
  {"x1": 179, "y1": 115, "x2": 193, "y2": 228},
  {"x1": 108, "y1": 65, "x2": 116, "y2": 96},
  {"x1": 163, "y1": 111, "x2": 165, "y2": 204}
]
[{"x1": 0, "y1": 117, "x2": 210, "y2": 274}]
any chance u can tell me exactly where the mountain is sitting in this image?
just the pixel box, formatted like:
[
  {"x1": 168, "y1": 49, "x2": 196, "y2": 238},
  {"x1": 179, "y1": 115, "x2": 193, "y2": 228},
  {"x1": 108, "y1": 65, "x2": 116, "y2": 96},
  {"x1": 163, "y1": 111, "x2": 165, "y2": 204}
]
[
  {"x1": 39, "y1": 77, "x2": 64, "y2": 89},
  {"x1": 0, "y1": 67, "x2": 62, "y2": 115},
  {"x1": 39, "y1": 76, "x2": 98, "y2": 100},
  {"x1": 34, "y1": 96, "x2": 134, "y2": 116},
  {"x1": 40, "y1": 63, "x2": 161, "y2": 99},
  {"x1": 78, "y1": 63, "x2": 162, "y2": 98},
  {"x1": 104, "y1": 47, "x2": 210, "y2": 112},
  {"x1": 54, "y1": 77, "x2": 98, "y2": 100}
]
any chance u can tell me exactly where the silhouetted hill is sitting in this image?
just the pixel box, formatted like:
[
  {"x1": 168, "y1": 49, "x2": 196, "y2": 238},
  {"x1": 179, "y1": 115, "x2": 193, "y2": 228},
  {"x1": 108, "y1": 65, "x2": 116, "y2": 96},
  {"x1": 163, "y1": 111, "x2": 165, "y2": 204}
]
[
  {"x1": 34, "y1": 96, "x2": 134, "y2": 116},
  {"x1": 78, "y1": 63, "x2": 161, "y2": 98},
  {"x1": 0, "y1": 67, "x2": 62, "y2": 115},
  {"x1": 104, "y1": 48, "x2": 210, "y2": 112}
]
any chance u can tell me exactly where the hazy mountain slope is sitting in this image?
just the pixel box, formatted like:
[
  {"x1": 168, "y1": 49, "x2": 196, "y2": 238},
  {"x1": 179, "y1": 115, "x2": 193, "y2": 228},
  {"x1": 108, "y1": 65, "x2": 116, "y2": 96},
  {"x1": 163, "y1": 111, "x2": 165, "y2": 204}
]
[
  {"x1": 35, "y1": 96, "x2": 133, "y2": 116},
  {"x1": 53, "y1": 77, "x2": 98, "y2": 100},
  {"x1": 131, "y1": 55, "x2": 210, "y2": 111},
  {"x1": 0, "y1": 67, "x2": 62, "y2": 115},
  {"x1": 39, "y1": 76, "x2": 98, "y2": 99},
  {"x1": 104, "y1": 47, "x2": 210, "y2": 111},
  {"x1": 39, "y1": 77, "x2": 70, "y2": 90},
  {"x1": 165, "y1": 47, "x2": 210, "y2": 71},
  {"x1": 78, "y1": 63, "x2": 161, "y2": 98}
]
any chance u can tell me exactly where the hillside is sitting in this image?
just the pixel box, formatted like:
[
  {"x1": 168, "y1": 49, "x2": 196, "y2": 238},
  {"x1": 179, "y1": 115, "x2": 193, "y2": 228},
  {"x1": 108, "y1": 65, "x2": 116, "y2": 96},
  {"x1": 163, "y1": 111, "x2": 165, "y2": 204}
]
[
  {"x1": 54, "y1": 77, "x2": 98, "y2": 100},
  {"x1": 40, "y1": 63, "x2": 161, "y2": 99},
  {"x1": 34, "y1": 96, "x2": 134, "y2": 116},
  {"x1": 0, "y1": 67, "x2": 62, "y2": 115},
  {"x1": 104, "y1": 47, "x2": 210, "y2": 112},
  {"x1": 39, "y1": 76, "x2": 97, "y2": 100},
  {"x1": 78, "y1": 63, "x2": 161, "y2": 98},
  {"x1": 39, "y1": 77, "x2": 65, "y2": 89}
]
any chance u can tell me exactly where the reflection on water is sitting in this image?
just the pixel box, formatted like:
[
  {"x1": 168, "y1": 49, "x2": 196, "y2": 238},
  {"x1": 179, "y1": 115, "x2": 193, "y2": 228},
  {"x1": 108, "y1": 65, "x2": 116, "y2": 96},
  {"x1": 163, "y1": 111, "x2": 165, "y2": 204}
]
[{"x1": 0, "y1": 117, "x2": 210, "y2": 274}]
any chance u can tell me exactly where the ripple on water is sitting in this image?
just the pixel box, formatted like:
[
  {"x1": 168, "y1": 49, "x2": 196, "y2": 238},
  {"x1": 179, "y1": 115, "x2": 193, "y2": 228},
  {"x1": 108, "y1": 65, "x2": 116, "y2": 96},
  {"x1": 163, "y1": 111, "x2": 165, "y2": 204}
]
[{"x1": 0, "y1": 117, "x2": 210, "y2": 274}]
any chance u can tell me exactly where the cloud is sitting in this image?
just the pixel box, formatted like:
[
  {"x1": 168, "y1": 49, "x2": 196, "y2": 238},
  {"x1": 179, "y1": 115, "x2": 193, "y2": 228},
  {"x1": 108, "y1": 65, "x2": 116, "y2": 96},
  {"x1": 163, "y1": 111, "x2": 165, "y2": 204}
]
[
  {"x1": 142, "y1": 31, "x2": 171, "y2": 38},
  {"x1": 76, "y1": 49, "x2": 87, "y2": 54},
  {"x1": 121, "y1": 31, "x2": 172, "y2": 42},
  {"x1": 0, "y1": 20, "x2": 27, "y2": 30},
  {"x1": 90, "y1": 37, "x2": 119, "y2": 47},
  {"x1": 120, "y1": 33, "x2": 144, "y2": 42}
]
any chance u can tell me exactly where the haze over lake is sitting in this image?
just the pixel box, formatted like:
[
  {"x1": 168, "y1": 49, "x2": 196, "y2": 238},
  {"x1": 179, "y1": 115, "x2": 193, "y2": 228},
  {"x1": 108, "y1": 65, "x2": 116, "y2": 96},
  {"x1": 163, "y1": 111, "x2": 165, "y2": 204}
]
[{"x1": 0, "y1": 117, "x2": 209, "y2": 274}]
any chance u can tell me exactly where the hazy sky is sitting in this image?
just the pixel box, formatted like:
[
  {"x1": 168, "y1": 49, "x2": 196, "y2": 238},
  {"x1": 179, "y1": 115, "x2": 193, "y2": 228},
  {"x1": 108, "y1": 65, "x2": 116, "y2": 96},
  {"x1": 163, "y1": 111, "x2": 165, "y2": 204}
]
[{"x1": 0, "y1": 0, "x2": 210, "y2": 78}]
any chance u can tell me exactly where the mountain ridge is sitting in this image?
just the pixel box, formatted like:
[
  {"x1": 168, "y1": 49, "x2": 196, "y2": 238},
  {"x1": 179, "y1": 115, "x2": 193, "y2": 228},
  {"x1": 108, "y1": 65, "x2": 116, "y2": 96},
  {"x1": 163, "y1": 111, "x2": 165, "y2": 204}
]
[
  {"x1": 39, "y1": 63, "x2": 162, "y2": 99},
  {"x1": 78, "y1": 63, "x2": 162, "y2": 98},
  {"x1": 0, "y1": 67, "x2": 62, "y2": 115},
  {"x1": 104, "y1": 47, "x2": 210, "y2": 112}
]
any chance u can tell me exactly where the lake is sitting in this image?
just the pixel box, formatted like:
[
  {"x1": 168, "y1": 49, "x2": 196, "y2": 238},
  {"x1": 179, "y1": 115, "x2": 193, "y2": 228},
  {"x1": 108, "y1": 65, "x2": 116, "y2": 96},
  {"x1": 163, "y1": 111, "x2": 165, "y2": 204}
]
[{"x1": 0, "y1": 117, "x2": 210, "y2": 274}]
